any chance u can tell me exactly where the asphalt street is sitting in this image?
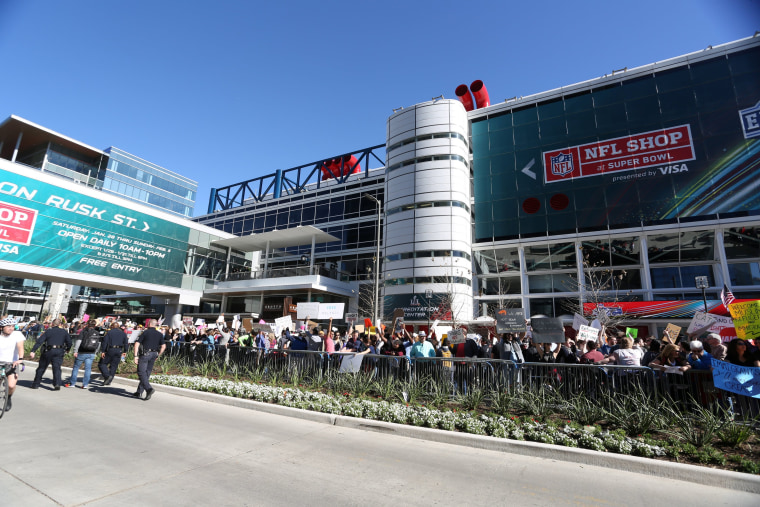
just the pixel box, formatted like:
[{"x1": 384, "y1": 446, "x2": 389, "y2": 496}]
[{"x1": 1, "y1": 366, "x2": 758, "y2": 506}]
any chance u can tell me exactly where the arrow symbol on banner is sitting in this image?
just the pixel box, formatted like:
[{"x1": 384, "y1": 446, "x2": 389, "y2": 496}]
[
  {"x1": 521, "y1": 159, "x2": 536, "y2": 179},
  {"x1": 142, "y1": 222, "x2": 150, "y2": 232}
]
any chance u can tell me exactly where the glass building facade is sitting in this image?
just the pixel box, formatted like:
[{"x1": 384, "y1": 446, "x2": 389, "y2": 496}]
[
  {"x1": 470, "y1": 38, "x2": 760, "y2": 321},
  {"x1": 197, "y1": 171, "x2": 385, "y2": 281},
  {"x1": 103, "y1": 147, "x2": 197, "y2": 218}
]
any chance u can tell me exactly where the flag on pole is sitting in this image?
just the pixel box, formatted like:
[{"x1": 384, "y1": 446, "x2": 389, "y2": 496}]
[{"x1": 721, "y1": 284, "x2": 736, "y2": 308}]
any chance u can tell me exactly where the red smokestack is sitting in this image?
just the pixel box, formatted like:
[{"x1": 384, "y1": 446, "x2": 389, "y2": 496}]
[
  {"x1": 455, "y1": 84, "x2": 474, "y2": 111},
  {"x1": 470, "y1": 80, "x2": 490, "y2": 109}
]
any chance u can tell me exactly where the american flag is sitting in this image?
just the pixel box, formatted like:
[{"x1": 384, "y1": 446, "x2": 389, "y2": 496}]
[{"x1": 721, "y1": 284, "x2": 736, "y2": 308}]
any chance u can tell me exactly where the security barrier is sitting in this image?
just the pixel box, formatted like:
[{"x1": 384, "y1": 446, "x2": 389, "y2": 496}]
[{"x1": 160, "y1": 342, "x2": 759, "y2": 420}]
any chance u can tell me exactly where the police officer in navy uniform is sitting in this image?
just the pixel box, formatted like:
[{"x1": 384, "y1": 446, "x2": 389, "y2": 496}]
[
  {"x1": 99, "y1": 321, "x2": 129, "y2": 385},
  {"x1": 133, "y1": 319, "x2": 166, "y2": 400},
  {"x1": 30, "y1": 318, "x2": 71, "y2": 390}
]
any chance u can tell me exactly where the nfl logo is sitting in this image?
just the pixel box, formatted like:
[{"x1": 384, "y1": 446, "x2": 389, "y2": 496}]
[
  {"x1": 551, "y1": 152, "x2": 574, "y2": 177},
  {"x1": 739, "y1": 100, "x2": 760, "y2": 139}
]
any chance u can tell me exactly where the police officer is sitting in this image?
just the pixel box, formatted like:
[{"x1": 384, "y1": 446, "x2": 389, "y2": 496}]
[
  {"x1": 30, "y1": 318, "x2": 71, "y2": 390},
  {"x1": 133, "y1": 319, "x2": 166, "y2": 400},
  {"x1": 100, "y1": 321, "x2": 128, "y2": 385}
]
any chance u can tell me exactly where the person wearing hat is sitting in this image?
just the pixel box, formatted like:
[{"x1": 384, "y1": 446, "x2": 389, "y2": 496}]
[
  {"x1": 30, "y1": 318, "x2": 72, "y2": 390},
  {"x1": 0, "y1": 317, "x2": 25, "y2": 410},
  {"x1": 410, "y1": 331, "x2": 435, "y2": 358}
]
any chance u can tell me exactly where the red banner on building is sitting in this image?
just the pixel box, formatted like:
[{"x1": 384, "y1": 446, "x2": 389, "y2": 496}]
[
  {"x1": 0, "y1": 201, "x2": 38, "y2": 245},
  {"x1": 544, "y1": 124, "x2": 695, "y2": 183}
]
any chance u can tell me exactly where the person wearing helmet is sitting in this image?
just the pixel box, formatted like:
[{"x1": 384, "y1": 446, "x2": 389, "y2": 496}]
[
  {"x1": 30, "y1": 318, "x2": 72, "y2": 390},
  {"x1": 0, "y1": 317, "x2": 25, "y2": 411}
]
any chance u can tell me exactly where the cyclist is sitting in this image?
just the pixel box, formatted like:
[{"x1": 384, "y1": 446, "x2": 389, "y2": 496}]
[{"x1": 0, "y1": 317, "x2": 25, "y2": 411}]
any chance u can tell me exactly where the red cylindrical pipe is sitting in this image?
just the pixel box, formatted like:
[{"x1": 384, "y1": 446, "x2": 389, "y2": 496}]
[
  {"x1": 455, "y1": 84, "x2": 474, "y2": 111},
  {"x1": 470, "y1": 80, "x2": 490, "y2": 109}
]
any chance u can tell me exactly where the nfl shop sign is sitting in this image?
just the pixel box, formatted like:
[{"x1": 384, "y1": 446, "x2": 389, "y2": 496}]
[
  {"x1": 543, "y1": 125, "x2": 695, "y2": 183},
  {"x1": 0, "y1": 201, "x2": 37, "y2": 245}
]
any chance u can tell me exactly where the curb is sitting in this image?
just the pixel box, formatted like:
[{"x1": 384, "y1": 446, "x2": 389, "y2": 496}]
[{"x1": 28, "y1": 364, "x2": 760, "y2": 493}]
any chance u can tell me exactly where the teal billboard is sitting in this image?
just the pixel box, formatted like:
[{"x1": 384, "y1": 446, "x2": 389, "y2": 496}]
[{"x1": 0, "y1": 167, "x2": 190, "y2": 287}]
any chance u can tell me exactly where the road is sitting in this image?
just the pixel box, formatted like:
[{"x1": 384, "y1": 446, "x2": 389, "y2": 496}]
[{"x1": 1, "y1": 367, "x2": 758, "y2": 506}]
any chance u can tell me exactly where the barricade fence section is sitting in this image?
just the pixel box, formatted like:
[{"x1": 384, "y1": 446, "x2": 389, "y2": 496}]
[{"x1": 156, "y1": 342, "x2": 759, "y2": 421}]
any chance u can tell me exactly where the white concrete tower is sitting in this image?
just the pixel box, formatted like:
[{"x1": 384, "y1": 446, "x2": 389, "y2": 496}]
[{"x1": 384, "y1": 99, "x2": 473, "y2": 322}]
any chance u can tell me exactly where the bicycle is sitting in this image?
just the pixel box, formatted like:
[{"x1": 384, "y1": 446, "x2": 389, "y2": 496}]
[{"x1": 0, "y1": 361, "x2": 24, "y2": 419}]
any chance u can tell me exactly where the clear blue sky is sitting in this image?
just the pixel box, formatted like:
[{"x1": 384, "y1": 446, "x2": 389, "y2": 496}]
[{"x1": 0, "y1": 0, "x2": 757, "y2": 216}]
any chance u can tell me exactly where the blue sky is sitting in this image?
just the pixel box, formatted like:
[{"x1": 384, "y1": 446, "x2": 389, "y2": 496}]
[{"x1": 0, "y1": 0, "x2": 757, "y2": 216}]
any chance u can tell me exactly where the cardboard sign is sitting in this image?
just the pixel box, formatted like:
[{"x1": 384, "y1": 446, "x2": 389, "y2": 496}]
[
  {"x1": 355, "y1": 324, "x2": 365, "y2": 333},
  {"x1": 495, "y1": 308, "x2": 526, "y2": 334},
  {"x1": 729, "y1": 301, "x2": 760, "y2": 341},
  {"x1": 530, "y1": 317, "x2": 565, "y2": 343},
  {"x1": 687, "y1": 311, "x2": 717, "y2": 334},
  {"x1": 572, "y1": 313, "x2": 589, "y2": 331},
  {"x1": 242, "y1": 318, "x2": 252, "y2": 333},
  {"x1": 345, "y1": 313, "x2": 358, "y2": 323},
  {"x1": 393, "y1": 309, "x2": 404, "y2": 334},
  {"x1": 663, "y1": 323, "x2": 682, "y2": 344},
  {"x1": 250, "y1": 323, "x2": 273, "y2": 334},
  {"x1": 578, "y1": 324, "x2": 600, "y2": 342},
  {"x1": 296, "y1": 302, "x2": 320, "y2": 320},
  {"x1": 448, "y1": 328, "x2": 466, "y2": 345}
]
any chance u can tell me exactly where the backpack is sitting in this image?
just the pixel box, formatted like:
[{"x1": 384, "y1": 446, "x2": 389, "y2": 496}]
[{"x1": 79, "y1": 328, "x2": 100, "y2": 353}]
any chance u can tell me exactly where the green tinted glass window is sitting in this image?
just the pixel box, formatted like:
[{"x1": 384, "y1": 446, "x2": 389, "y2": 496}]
[
  {"x1": 592, "y1": 84, "x2": 624, "y2": 107},
  {"x1": 512, "y1": 106, "x2": 538, "y2": 126},
  {"x1": 655, "y1": 67, "x2": 692, "y2": 93},
  {"x1": 564, "y1": 91, "x2": 593, "y2": 114},
  {"x1": 538, "y1": 98, "x2": 565, "y2": 119},
  {"x1": 690, "y1": 57, "x2": 730, "y2": 84},
  {"x1": 623, "y1": 75, "x2": 657, "y2": 100}
]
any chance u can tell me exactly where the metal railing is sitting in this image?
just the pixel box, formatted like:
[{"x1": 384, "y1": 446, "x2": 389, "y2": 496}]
[{"x1": 161, "y1": 342, "x2": 759, "y2": 419}]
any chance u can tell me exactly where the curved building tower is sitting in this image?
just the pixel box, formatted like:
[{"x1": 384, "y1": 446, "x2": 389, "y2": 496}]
[{"x1": 384, "y1": 99, "x2": 473, "y2": 323}]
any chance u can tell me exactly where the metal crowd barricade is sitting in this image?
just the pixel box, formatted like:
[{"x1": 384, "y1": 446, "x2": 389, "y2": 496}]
[{"x1": 157, "y1": 342, "x2": 760, "y2": 422}]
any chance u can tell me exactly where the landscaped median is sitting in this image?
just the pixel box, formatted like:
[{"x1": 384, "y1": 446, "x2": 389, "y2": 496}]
[{"x1": 151, "y1": 374, "x2": 759, "y2": 477}]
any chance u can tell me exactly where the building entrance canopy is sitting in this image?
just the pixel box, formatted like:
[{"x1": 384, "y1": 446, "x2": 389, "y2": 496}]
[{"x1": 210, "y1": 225, "x2": 339, "y2": 251}]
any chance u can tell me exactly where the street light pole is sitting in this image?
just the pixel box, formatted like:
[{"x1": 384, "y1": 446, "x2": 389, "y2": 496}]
[
  {"x1": 364, "y1": 193, "x2": 382, "y2": 324},
  {"x1": 695, "y1": 276, "x2": 709, "y2": 312}
]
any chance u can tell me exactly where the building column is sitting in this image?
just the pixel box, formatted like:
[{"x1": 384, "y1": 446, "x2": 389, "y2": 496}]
[{"x1": 11, "y1": 131, "x2": 23, "y2": 162}]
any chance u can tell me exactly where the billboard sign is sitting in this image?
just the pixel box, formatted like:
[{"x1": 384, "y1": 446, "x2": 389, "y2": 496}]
[
  {"x1": 0, "y1": 167, "x2": 190, "y2": 287},
  {"x1": 739, "y1": 100, "x2": 760, "y2": 139},
  {"x1": 543, "y1": 125, "x2": 695, "y2": 183}
]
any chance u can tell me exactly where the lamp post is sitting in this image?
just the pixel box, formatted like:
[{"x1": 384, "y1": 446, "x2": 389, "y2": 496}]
[
  {"x1": 695, "y1": 275, "x2": 709, "y2": 312},
  {"x1": 364, "y1": 193, "x2": 382, "y2": 324}
]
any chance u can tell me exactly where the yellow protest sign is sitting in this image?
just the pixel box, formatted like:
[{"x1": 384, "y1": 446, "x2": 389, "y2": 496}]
[{"x1": 728, "y1": 301, "x2": 760, "y2": 340}]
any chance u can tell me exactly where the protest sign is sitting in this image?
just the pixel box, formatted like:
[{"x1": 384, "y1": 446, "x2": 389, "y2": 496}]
[
  {"x1": 687, "y1": 311, "x2": 717, "y2": 334},
  {"x1": 729, "y1": 301, "x2": 760, "y2": 341},
  {"x1": 578, "y1": 324, "x2": 599, "y2": 342},
  {"x1": 345, "y1": 313, "x2": 358, "y2": 323},
  {"x1": 393, "y1": 309, "x2": 405, "y2": 334},
  {"x1": 339, "y1": 353, "x2": 364, "y2": 373},
  {"x1": 318, "y1": 303, "x2": 345, "y2": 319},
  {"x1": 711, "y1": 359, "x2": 760, "y2": 399},
  {"x1": 448, "y1": 328, "x2": 466, "y2": 344},
  {"x1": 663, "y1": 323, "x2": 682, "y2": 343},
  {"x1": 250, "y1": 322, "x2": 273, "y2": 334},
  {"x1": 531, "y1": 317, "x2": 565, "y2": 343},
  {"x1": 241, "y1": 318, "x2": 252, "y2": 333},
  {"x1": 495, "y1": 308, "x2": 526, "y2": 334},
  {"x1": 625, "y1": 327, "x2": 638, "y2": 339},
  {"x1": 296, "y1": 302, "x2": 320, "y2": 319},
  {"x1": 274, "y1": 315, "x2": 293, "y2": 335},
  {"x1": 572, "y1": 313, "x2": 589, "y2": 331}
]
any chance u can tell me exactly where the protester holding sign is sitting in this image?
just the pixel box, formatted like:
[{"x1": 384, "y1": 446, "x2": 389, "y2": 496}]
[{"x1": 649, "y1": 344, "x2": 690, "y2": 373}]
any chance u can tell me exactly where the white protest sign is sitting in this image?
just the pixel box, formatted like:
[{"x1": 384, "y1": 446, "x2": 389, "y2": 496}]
[
  {"x1": 572, "y1": 313, "x2": 589, "y2": 331},
  {"x1": 296, "y1": 302, "x2": 320, "y2": 319},
  {"x1": 578, "y1": 324, "x2": 600, "y2": 342},
  {"x1": 274, "y1": 315, "x2": 293, "y2": 334},
  {"x1": 687, "y1": 311, "x2": 717, "y2": 334},
  {"x1": 318, "y1": 303, "x2": 345, "y2": 319},
  {"x1": 339, "y1": 353, "x2": 364, "y2": 373}
]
